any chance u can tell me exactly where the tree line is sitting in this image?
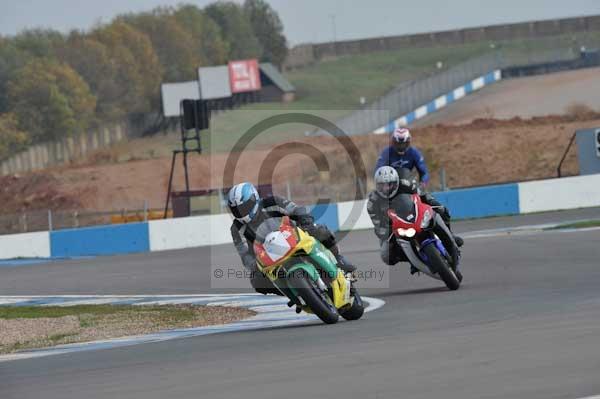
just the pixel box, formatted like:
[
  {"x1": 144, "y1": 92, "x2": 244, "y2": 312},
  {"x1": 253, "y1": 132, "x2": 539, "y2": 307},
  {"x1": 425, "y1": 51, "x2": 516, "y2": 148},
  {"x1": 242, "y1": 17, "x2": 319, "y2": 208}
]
[{"x1": 0, "y1": 0, "x2": 288, "y2": 160}]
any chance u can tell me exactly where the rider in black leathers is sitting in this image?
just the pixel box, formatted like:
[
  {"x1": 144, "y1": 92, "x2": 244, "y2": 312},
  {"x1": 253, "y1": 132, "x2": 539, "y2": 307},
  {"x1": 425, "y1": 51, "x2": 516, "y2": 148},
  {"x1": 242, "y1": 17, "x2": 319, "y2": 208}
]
[
  {"x1": 367, "y1": 167, "x2": 463, "y2": 269},
  {"x1": 228, "y1": 182, "x2": 355, "y2": 295}
]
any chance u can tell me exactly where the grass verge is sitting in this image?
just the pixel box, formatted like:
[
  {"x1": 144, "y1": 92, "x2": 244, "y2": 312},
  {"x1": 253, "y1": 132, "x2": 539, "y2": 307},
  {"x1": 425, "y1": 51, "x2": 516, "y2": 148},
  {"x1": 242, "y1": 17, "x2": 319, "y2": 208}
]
[{"x1": 0, "y1": 304, "x2": 255, "y2": 354}]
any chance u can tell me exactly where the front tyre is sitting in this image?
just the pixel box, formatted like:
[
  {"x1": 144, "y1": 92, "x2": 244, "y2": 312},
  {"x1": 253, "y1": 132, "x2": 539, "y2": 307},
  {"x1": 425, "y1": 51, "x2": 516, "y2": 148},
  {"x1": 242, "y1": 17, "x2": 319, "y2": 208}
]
[
  {"x1": 288, "y1": 272, "x2": 339, "y2": 324},
  {"x1": 423, "y1": 244, "x2": 460, "y2": 291}
]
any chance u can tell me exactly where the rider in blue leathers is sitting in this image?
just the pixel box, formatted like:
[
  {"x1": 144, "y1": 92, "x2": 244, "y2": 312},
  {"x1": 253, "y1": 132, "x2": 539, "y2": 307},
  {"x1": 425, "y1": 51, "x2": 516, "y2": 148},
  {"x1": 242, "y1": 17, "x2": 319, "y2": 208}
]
[{"x1": 374, "y1": 127, "x2": 429, "y2": 184}]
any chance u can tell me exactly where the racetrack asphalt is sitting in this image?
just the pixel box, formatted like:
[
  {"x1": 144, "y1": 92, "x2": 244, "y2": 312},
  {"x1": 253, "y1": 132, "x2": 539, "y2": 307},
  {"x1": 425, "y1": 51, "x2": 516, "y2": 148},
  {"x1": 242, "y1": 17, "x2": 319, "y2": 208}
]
[{"x1": 1, "y1": 207, "x2": 600, "y2": 399}]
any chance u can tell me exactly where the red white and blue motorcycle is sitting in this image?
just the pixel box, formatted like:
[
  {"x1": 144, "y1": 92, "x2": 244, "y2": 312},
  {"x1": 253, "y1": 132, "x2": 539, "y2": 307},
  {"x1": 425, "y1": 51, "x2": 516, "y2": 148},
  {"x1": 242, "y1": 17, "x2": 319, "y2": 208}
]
[{"x1": 387, "y1": 192, "x2": 462, "y2": 290}]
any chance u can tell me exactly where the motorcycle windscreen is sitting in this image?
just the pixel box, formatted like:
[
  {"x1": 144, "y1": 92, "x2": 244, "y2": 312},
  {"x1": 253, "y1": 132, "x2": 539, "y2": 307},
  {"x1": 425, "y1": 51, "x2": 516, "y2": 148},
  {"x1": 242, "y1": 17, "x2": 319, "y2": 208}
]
[
  {"x1": 255, "y1": 217, "x2": 287, "y2": 243},
  {"x1": 388, "y1": 194, "x2": 417, "y2": 221}
]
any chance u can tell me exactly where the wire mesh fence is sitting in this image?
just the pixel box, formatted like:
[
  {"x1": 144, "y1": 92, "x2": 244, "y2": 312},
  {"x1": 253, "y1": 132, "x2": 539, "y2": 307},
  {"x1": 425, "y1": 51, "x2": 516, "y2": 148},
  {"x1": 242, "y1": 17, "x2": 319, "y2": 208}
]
[
  {"x1": 271, "y1": 180, "x2": 368, "y2": 207},
  {"x1": 313, "y1": 46, "x2": 584, "y2": 137},
  {"x1": 0, "y1": 162, "x2": 575, "y2": 235},
  {"x1": 0, "y1": 206, "x2": 167, "y2": 235},
  {"x1": 0, "y1": 181, "x2": 368, "y2": 235}
]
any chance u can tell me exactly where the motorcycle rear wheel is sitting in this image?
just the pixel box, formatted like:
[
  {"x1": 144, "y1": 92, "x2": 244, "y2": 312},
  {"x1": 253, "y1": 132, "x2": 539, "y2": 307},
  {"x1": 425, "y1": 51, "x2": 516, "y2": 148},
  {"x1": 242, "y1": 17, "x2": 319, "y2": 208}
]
[
  {"x1": 340, "y1": 290, "x2": 364, "y2": 321},
  {"x1": 423, "y1": 244, "x2": 460, "y2": 290},
  {"x1": 288, "y1": 272, "x2": 339, "y2": 324}
]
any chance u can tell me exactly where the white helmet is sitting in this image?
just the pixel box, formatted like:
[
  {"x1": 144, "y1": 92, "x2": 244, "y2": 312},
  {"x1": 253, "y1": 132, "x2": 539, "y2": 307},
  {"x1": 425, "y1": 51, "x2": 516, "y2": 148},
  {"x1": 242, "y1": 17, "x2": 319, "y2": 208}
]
[
  {"x1": 227, "y1": 182, "x2": 260, "y2": 224},
  {"x1": 391, "y1": 127, "x2": 411, "y2": 154},
  {"x1": 374, "y1": 166, "x2": 399, "y2": 198}
]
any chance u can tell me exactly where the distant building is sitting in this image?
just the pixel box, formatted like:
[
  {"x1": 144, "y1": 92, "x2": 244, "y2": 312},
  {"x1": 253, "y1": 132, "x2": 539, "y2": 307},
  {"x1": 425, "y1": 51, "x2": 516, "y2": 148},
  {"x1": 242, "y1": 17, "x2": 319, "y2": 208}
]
[
  {"x1": 259, "y1": 63, "x2": 295, "y2": 103},
  {"x1": 161, "y1": 61, "x2": 295, "y2": 118}
]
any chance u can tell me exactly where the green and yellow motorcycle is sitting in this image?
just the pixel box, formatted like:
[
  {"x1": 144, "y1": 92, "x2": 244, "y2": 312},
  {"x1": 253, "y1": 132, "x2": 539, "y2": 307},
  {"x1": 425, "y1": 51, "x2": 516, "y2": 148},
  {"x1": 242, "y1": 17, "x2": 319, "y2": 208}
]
[{"x1": 253, "y1": 216, "x2": 364, "y2": 324}]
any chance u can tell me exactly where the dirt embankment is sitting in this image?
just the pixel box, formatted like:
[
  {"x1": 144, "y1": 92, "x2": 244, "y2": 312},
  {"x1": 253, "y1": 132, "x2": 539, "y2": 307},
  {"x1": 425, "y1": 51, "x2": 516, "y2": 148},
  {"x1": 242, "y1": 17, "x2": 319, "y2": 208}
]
[
  {"x1": 0, "y1": 112, "x2": 596, "y2": 212},
  {"x1": 408, "y1": 114, "x2": 590, "y2": 188}
]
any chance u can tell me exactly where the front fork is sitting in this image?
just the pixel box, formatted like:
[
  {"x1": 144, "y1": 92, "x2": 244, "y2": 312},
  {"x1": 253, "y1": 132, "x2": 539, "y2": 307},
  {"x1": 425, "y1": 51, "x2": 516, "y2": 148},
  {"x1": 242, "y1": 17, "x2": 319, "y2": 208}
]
[
  {"x1": 417, "y1": 215, "x2": 460, "y2": 269},
  {"x1": 417, "y1": 237, "x2": 449, "y2": 273}
]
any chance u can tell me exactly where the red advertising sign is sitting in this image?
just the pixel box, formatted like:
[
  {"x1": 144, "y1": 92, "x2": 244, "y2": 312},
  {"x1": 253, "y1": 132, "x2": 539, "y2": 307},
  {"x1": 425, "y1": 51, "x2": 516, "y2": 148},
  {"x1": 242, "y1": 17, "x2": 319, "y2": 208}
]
[{"x1": 228, "y1": 59, "x2": 262, "y2": 93}]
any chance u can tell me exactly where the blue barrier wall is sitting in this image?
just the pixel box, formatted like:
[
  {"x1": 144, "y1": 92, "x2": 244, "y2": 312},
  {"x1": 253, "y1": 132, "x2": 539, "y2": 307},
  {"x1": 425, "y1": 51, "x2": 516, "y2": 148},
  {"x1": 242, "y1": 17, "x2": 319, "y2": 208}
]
[
  {"x1": 433, "y1": 183, "x2": 520, "y2": 219},
  {"x1": 50, "y1": 223, "x2": 150, "y2": 257},
  {"x1": 310, "y1": 203, "x2": 340, "y2": 232},
  {"x1": 0, "y1": 181, "x2": 540, "y2": 260}
]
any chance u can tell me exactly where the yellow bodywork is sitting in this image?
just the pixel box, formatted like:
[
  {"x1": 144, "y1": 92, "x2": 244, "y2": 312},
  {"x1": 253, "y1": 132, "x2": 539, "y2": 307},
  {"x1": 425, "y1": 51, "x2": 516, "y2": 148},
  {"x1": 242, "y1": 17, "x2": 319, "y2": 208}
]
[{"x1": 330, "y1": 270, "x2": 351, "y2": 310}]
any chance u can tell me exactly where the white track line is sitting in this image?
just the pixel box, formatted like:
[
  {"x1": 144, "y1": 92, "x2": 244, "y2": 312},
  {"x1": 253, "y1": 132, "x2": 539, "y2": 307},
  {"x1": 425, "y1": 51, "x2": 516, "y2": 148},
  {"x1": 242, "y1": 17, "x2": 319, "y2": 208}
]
[{"x1": 463, "y1": 222, "x2": 600, "y2": 240}]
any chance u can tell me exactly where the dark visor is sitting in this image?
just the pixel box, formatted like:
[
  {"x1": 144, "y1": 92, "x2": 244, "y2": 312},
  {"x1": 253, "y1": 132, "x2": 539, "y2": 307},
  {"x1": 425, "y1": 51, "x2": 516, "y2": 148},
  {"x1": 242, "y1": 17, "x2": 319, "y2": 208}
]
[
  {"x1": 376, "y1": 181, "x2": 398, "y2": 197},
  {"x1": 394, "y1": 142, "x2": 409, "y2": 152},
  {"x1": 231, "y1": 196, "x2": 257, "y2": 219}
]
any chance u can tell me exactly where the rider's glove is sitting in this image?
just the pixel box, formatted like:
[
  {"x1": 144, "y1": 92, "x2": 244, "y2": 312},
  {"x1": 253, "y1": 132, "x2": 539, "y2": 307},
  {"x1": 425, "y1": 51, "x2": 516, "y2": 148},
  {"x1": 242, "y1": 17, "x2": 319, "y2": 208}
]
[
  {"x1": 375, "y1": 226, "x2": 391, "y2": 240},
  {"x1": 296, "y1": 214, "x2": 315, "y2": 229}
]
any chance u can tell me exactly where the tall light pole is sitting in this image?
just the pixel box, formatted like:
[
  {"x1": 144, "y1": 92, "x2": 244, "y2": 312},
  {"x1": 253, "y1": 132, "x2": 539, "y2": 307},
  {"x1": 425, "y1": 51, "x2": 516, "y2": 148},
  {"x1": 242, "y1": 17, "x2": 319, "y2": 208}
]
[{"x1": 329, "y1": 14, "x2": 337, "y2": 55}]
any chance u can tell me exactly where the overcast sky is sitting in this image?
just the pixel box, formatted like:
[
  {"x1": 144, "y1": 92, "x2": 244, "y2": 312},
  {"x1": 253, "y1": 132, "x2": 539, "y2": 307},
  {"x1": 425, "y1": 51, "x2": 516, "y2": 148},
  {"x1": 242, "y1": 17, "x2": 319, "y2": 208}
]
[{"x1": 1, "y1": 0, "x2": 600, "y2": 45}]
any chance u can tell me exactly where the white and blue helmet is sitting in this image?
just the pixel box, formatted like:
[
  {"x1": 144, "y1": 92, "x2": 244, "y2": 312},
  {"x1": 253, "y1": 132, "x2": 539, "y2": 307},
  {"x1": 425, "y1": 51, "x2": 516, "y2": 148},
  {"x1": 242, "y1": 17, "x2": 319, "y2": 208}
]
[{"x1": 227, "y1": 182, "x2": 260, "y2": 223}]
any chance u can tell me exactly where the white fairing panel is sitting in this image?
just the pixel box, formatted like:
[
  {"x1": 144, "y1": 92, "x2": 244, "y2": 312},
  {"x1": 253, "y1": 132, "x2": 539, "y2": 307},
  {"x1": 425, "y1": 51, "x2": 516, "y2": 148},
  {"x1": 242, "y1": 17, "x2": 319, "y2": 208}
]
[
  {"x1": 398, "y1": 240, "x2": 441, "y2": 281},
  {"x1": 264, "y1": 231, "x2": 292, "y2": 262}
]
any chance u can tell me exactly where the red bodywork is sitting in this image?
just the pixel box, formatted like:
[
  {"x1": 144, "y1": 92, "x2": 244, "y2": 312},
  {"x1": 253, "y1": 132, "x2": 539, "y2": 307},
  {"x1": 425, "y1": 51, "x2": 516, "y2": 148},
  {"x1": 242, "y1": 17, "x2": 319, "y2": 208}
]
[{"x1": 387, "y1": 194, "x2": 435, "y2": 238}]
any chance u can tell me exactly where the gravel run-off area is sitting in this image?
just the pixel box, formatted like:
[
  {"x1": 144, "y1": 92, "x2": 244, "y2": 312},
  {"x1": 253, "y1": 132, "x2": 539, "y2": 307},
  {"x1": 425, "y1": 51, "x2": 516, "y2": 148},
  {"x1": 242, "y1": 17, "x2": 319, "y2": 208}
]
[{"x1": 0, "y1": 305, "x2": 255, "y2": 354}]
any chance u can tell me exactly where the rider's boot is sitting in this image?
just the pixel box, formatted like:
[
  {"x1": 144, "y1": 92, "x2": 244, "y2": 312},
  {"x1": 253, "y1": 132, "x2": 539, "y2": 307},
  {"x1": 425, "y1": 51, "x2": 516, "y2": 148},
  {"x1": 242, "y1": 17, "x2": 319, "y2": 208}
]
[
  {"x1": 454, "y1": 235, "x2": 464, "y2": 248},
  {"x1": 251, "y1": 272, "x2": 284, "y2": 296},
  {"x1": 439, "y1": 209, "x2": 464, "y2": 248},
  {"x1": 328, "y1": 244, "x2": 357, "y2": 273}
]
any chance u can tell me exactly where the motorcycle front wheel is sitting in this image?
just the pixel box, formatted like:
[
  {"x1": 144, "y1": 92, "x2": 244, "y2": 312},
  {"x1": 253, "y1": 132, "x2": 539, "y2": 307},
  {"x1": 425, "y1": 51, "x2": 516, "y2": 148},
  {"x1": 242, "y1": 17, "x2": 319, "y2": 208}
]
[
  {"x1": 288, "y1": 272, "x2": 339, "y2": 324},
  {"x1": 423, "y1": 244, "x2": 460, "y2": 291}
]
